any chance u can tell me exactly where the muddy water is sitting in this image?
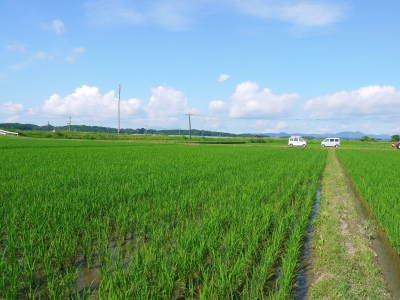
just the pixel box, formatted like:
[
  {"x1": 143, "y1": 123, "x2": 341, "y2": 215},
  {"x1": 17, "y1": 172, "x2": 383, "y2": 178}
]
[
  {"x1": 72, "y1": 234, "x2": 136, "y2": 298},
  {"x1": 337, "y1": 154, "x2": 400, "y2": 299},
  {"x1": 294, "y1": 188, "x2": 321, "y2": 300}
]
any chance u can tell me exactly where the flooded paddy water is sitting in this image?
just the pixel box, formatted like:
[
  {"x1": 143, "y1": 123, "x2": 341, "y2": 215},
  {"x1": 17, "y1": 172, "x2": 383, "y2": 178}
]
[
  {"x1": 294, "y1": 188, "x2": 321, "y2": 299},
  {"x1": 72, "y1": 234, "x2": 137, "y2": 298}
]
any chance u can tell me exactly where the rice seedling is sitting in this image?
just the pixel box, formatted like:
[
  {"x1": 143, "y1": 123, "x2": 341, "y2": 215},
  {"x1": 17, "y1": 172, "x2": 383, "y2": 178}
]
[
  {"x1": 338, "y1": 150, "x2": 400, "y2": 254},
  {"x1": 0, "y1": 138, "x2": 326, "y2": 298}
]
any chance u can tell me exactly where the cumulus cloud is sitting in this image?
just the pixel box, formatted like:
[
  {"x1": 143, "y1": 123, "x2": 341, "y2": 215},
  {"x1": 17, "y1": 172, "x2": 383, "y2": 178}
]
[
  {"x1": 229, "y1": 81, "x2": 299, "y2": 118},
  {"x1": 65, "y1": 47, "x2": 86, "y2": 63},
  {"x1": 45, "y1": 19, "x2": 66, "y2": 34},
  {"x1": 217, "y1": 74, "x2": 230, "y2": 82},
  {"x1": 42, "y1": 85, "x2": 141, "y2": 118},
  {"x1": 305, "y1": 85, "x2": 400, "y2": 118},
  {"x1": 0, "y1": 101, "x2": 26, "y2": 115},
  {"x1": 39, "y1": 84, "x2": 191, "y2": 126},
  {"x1": 208, "y1": 100, "x2": 227, "y2": 114},
  {"x1": 146, "y1": 85, "x2": 189, "y2": 120}
]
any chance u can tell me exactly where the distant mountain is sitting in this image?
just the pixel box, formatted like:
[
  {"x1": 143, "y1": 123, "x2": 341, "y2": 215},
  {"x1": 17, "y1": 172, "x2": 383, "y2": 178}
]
[{"x1": 262, "y1": 131, "x2": 391, "y2": 140}]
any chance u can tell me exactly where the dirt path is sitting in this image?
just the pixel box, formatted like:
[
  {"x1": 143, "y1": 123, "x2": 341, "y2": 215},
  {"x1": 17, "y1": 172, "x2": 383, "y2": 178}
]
[{"x1": 308, "y1": 150, "x2": 392, "y2": 299}]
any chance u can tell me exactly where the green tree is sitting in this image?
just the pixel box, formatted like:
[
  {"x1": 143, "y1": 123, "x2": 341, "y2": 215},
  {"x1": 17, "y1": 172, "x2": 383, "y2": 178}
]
[
  {"x1": 391, "y1": 134, "x2": 400, "y2": 142},
  {"x1": 360, "y1": 136, "x2": 375, "y2": 142}
]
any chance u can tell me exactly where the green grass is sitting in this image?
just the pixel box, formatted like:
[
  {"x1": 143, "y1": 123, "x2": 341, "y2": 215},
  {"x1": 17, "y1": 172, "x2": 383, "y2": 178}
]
[
  {"x1": 6, "y1": 130, "x2": 280, "y2": 144},
  {"x1": 309, "y1": 150, "x2": 390, "y2": 299},
  {"x1": 337, "y1": 150, "x2": 400, "y2": 254},
  {"x1": 4, "y1": 130, "x2": 394, "y2": 149},
  {"x1": 339, "y1": 140, "x2": 392, "y2": 149},
  {"x1": 0, "y1": 137, "x2": 326, "y2": 298}
]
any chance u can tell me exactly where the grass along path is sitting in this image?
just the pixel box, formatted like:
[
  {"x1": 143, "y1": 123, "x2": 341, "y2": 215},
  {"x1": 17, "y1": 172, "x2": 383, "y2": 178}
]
[{"x1": 308, "y1": 150, "x2": 391, "y2": 299}]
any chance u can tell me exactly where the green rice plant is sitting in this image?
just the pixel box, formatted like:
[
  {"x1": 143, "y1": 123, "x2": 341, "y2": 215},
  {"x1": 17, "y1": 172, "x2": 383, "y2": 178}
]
[
  {"x1": 338, "y1": 150, "x2": 400, "y2": 254},
  {"x1": 0, "y1": 137, "x2": 326, "y2": 298}
]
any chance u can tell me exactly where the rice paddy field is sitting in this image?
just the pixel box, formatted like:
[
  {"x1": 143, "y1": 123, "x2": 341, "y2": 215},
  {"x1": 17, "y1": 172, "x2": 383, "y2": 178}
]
[
  {"x1": 0, "y1": 138, "x2": 326, "y2": 298},
  {"x1": 338, "y1": 150, "x2": 400, "y2": 254}
]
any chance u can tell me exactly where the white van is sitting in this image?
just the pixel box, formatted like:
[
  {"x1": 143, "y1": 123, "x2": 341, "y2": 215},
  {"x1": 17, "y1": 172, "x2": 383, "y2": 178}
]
[
  {"x1": 321, "y1": 138, "x2": 341, "y2": 147},
  {"x1": 288, "y1": 136, "x2": 307, "y2": 147}
]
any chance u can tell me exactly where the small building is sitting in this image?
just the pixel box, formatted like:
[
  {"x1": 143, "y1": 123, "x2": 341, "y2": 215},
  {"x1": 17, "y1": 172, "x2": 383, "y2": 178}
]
[{"x1": 0, "y1": 129, "x2": 19, "y2": 136}]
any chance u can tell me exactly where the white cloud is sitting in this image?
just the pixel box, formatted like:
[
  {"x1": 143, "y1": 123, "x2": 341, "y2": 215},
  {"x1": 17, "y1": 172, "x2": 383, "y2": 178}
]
[
  {"x1": 33, "y1": 51, "x2": 53, "y2": 60},
  {"x1": 0, "y1": 101, "x2": 26, "y2": 115},
  {"x1": 40, "y1": 84, "x2": 192, "y2": 127},
  {"x1": 305, "y1": 85, "x2": 400, "y2": 118},
  {"x1": 8, "y1": 62, "x2": 28, "y2": 71},
  {"x1": 229, "y1": 81, "x2": 299, "y2": 118},
  {"x1": 146, "y1": 85, "x2": 189, "y2": 120},
  {"x1": 45, "y1": 19, "x2": 66, "y2": 34},
  {"x1": 5, "y1": 44, "x2": 26, "y2": 53},
  {"x1": 85, "y1": 0, "x2": 200, "y2": 30},
  {"x1": 85, "y1": 0, "x2": 144, "y2": 25},
  {"x1": 256, "y1": 119, "x2": 288, "y2": 133},
  {"x1": 217, "y1": 73, "x2": 230, "y2": 82},
  {"x1": 283, "y1": 2, "x2": 344, "y2": 26},
  {"x1": 42, "y1": 85, "x2": 141, "y2": 118},
  {"x1": 65, "y1": 47, "x2": 86, "y2": 63},
  {"x1": 84, "y1": 0, "x2": 344, "y2": 30},
  {"x1": 3, "y1": 115, "x2": 21, "y2": 123},
  {"x1": 230, "y1": 0, "x2": 345, "y2": 27},
  {"x1": 208, "y1": 100, "x2": 227, "y2": 113}
]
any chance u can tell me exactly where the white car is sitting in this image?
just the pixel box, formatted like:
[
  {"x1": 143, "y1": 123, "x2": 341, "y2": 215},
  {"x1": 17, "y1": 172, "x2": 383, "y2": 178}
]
[
  {"x1": 288, "y1": 136, "x2": 307, "y2": 147},
  {"x1": 321, "y1": 138, "x2": 341, "y2": 147}
]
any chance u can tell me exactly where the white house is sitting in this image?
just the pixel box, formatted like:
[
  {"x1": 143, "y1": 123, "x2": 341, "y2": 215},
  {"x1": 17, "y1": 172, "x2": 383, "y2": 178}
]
[{"x1": 0, "y1": 130, "x2": 19, "y2": 136}]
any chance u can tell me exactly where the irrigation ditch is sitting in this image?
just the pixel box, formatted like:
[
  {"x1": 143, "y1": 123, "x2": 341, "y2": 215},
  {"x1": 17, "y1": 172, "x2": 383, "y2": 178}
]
[
  {"x1": 337, "y1": 151, "x2": 400, "y2": 299},
  {"x1": 294, "y1": 187, "x2": 322, "y2": 299}
]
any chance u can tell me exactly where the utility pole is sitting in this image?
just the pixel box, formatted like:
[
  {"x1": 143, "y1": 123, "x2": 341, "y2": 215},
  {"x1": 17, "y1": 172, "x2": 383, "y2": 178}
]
[
  {"x1": 185, "y1": 113, "x2": 193, "y2": 140},
  {"x1": 118, "y1": 84, "x2": 121, "y2": 135},
  {"x1": 68, "y1": 116, "x2": 71, "y2": 132}
]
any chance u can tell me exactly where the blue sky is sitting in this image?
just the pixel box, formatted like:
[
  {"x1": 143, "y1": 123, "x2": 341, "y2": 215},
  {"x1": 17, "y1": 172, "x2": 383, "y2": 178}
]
[{"x1": 1, "y1": 0, "x2": 400, "y2": 134}]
